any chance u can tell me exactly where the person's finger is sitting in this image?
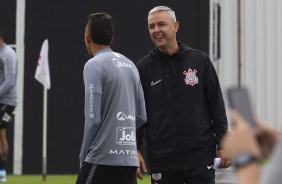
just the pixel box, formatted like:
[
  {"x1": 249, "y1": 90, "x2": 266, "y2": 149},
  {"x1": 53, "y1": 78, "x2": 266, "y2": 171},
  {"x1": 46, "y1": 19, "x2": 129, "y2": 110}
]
[
  {"x1": 136, "y1": 168, "x2": 143, "y2": 180},
  {"x1": 223, "y1": 158, "x2": 232, "y2": 168},
  {"x1": 227, "y1": 158, "x2": 232, "y2": 168},
  {"x1": 219, "y1": 155, "x2": 233, "y2": 168},
  {"x1": 224, "y1": 159, "x2": 230, "y2": 168},
  {"x1": 229, "y1": 110, "x2": 250, "y2": 130},
  {"x1": 229, "y1": 110, "x2": 245, "y2": 125},
  {"x1": 140, "y1": 159, "x2": 147, "y2": 173},
  {"x1": 254, "y1": 117, "x2": 267, "y2": 134},
  {"x1": 219, "y1": 157, "x2": 227, "y2": 168}
]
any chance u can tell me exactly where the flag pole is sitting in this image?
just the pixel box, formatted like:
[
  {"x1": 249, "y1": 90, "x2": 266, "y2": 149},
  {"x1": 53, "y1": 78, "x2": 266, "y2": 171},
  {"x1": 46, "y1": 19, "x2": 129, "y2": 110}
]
[
  {"x1": 34, "y1": 39, "x2": 50, "y2": 181},
  {"x1": 42, "y1": 86, "x2": 47, "y2": 181}
]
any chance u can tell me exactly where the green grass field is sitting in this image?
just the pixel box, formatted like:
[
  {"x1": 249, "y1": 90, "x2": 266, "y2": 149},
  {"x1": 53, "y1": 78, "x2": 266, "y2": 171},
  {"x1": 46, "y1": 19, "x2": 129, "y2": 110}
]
[
  {"x1": 5, "y1": 174, "x2": 151, "y2": 184},
  {"x1": 137, "y1": 174, "x2": 150, "y2": 184}
]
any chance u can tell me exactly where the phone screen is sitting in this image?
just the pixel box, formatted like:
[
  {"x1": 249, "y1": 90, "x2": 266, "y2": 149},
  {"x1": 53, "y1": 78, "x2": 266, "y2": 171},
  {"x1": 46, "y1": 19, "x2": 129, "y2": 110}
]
[{"x1": 227, "y1": 87, "x2": 256, "y2": 128}]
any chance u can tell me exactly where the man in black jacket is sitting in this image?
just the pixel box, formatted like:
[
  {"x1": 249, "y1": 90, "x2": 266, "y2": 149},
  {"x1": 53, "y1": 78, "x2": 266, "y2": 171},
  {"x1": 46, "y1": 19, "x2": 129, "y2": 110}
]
[{"x1": 136, "y1": 6, "x2": 230, "y2": 184}]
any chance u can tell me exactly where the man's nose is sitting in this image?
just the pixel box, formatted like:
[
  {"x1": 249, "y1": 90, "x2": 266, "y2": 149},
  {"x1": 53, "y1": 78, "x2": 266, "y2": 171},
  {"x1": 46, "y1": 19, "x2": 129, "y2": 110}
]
[{"x1": 153, "y1": 26, "x2": 160, "y2": 32}]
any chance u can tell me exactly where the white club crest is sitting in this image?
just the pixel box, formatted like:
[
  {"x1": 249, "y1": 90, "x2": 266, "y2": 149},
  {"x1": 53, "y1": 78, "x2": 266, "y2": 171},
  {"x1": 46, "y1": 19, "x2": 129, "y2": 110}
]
[
  {"x1": 151, "y1": 173, "x2": 162, "y2": 181},
  {"x1": 183, "y1": 68, "x2": 198, "y2": 86}
]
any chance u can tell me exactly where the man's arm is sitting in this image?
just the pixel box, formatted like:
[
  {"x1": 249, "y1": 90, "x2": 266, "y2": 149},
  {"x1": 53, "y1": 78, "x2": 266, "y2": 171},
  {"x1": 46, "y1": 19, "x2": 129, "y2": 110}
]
[
  {"x1": 221, "y1": 111, "x2": 262, "y2": 184},
  {"x1": 237, "y1": 163, "x2": 260, "y2": 184},
  {"x1": 203, "y1": 56, "x2": 230, "y2": 167},
  {"x1": 136, "y1": 124, "x2": 147, "y2": 180},
  {"x1": 204, "y1": 57, "x2": 228, "y2": 145},
  {"x1": 135, "y1": 59, "x2": 148, "y2": 179},
  {"x1": 79, "y1": 62, "x2": 103, "y2": 167},
  {"x1": 136, "y1": 81, "x2": 146, "y2": 129},
  {"x1": 135, "y1": 59, "x2": 147, "y2": 151},
  {"x1": 136, "y1": 150, "x2": 147, "y2": 180},
  {"x1": 0, "y1": 51, "x2": 17, "y2": 96}
]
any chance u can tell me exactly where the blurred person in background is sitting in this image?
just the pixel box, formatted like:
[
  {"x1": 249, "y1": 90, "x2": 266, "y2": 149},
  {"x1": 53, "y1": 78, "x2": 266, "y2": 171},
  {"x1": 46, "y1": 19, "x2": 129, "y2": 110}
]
[
  {"x1": 222, "y1": 110, "x2": 282, "y2": 184},
  {"x1": 0, "y1": 29, "x2": 18, "y2": 183}
]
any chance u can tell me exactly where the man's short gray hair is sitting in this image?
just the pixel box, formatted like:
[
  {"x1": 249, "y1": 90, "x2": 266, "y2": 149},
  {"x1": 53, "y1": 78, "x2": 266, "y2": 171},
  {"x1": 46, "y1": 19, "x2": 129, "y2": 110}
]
[{"x1": 148, "y1": 6, "x2": 176, "y2": 22}]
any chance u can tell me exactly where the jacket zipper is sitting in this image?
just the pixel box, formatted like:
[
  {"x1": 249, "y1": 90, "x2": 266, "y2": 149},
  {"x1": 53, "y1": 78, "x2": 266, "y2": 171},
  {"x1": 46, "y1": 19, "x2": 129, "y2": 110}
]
[{"x1": 170, "y1": 60, "x2": 176, "y2": 74}]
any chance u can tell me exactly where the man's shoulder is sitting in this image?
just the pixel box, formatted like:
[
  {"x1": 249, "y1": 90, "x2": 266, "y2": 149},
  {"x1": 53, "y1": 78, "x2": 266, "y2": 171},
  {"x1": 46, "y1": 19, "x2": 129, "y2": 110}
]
[
  {"x1": 182, "y1": 48, "x2": 211, "y2": 66},
  {"x1": 186, "y1": 48, "x2": 209, "y2": 59},
  {"x1": 86, "y1": 51, "x2": 136, "y2": 71},
  {"x1": 84, "y1": 56, "x2": 103, "y2": 71},
  {"x1": 94, "y1": 51, "x2": 131, "y2": 62},
  {"x1": 0, "y1": 45, "x2": 16, "y2": 57},
  {"x1": 87, "y1": 51, "x2": 114, "y2": 64},
  {"x1": 136, "y1": 55, "x2": 153, "y2": 67}
]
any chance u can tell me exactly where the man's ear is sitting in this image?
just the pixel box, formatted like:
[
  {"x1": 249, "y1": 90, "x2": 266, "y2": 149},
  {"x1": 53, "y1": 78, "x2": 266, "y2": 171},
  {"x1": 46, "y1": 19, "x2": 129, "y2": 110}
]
[
  {"x1": 85, "y1": 34, "x2": 92, "y2": 44},
  {"x1": 174, "y1": 21, "x2": 179, "y2": 33}
]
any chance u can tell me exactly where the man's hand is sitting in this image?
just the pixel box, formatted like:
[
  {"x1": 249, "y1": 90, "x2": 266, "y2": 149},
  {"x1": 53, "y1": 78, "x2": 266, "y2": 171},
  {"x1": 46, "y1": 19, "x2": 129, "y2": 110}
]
[
  {"x1": 221, "y1": 110, "x2": 261, "y2": 166},
  {"x1": 218, "y1": 150, "x2": 233, "y2": 168},
  {"x1": 255, "y1": 119, "x2": 278, "y2": 158},
  {"x1": 136, "y1": 150, "x2": 147, "y2": 180}
]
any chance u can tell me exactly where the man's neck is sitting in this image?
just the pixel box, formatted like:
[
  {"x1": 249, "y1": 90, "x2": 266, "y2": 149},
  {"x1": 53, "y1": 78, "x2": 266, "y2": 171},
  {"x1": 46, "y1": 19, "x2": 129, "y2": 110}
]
[
  {"x1": 91, "y1": 44, "x2": 110, "y2": 56},
  {"x1": 159, "y1": 42, "x2": 179, "y2": 55}
]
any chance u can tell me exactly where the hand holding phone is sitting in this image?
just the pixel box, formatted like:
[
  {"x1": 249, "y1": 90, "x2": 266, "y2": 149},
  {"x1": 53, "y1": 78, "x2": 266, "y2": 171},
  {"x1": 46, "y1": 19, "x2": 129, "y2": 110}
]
[{"x1": 227, "y1": 87, "x2": 256, "y2": 129}]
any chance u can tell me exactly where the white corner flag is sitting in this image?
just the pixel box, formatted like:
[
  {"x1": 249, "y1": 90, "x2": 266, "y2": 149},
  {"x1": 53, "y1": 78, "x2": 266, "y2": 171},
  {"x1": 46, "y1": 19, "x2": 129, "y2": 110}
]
[
  {"x1": 35, "y1": 39, "x2": 50, "y2": 181},
  {"x1": 35, "y1": 39, "x2": 51, "y2": 89}
]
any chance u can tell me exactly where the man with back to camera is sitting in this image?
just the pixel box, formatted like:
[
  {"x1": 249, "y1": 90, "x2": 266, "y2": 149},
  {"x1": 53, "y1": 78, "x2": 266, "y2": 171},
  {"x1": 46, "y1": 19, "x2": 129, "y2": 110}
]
[
  {"x1": 76, "y1": 12, "x2": 147, "y2": 184},
  {"x1": 135, "y1": 6, "x2": 231, "y2": 184},
  {"x1": 0, "y1": 29, "x2": 18, "y2": 183}
]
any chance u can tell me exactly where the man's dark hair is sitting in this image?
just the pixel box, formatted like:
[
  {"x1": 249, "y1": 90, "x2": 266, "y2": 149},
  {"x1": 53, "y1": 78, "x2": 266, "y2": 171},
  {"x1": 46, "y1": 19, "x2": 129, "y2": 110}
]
[{"x1": 87, "y1": 12, "x2": 114, "y2": 46}]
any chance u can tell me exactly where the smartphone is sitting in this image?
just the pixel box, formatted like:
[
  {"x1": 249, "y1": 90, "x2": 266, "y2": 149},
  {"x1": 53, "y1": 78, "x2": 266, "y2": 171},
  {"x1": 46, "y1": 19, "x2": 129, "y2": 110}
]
[{"x1": 227, "y1": 87, "x2": 256, "y2": 128}]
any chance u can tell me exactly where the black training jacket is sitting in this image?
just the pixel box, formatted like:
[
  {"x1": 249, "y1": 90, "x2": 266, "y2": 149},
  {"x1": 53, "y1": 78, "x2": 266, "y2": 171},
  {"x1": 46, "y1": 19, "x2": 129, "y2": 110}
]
[{"x1": 136, "y1": 42, "x2": 228, "y2": 173}]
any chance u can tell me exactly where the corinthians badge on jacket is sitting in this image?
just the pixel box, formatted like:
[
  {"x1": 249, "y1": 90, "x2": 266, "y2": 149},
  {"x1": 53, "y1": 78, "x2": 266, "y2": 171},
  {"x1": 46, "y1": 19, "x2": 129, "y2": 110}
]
[{"x1": 183, "y1": 68, "x2": 198, "y2": 86}]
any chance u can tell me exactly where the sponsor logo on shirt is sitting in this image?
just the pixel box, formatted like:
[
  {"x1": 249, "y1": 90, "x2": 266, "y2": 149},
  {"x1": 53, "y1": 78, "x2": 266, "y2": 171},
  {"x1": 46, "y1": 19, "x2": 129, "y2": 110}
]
[
  {"x1": 151, "y1": 79, "x2": 162, "y2": 86},
  {"x1": 183, "y1": 68, "x2": 198, "y2": 86},
  {"x1": 116, "y1": 127, "x2": 136, "y2": 145},
  {"x1": 109, "y1": 149, "x2": 137, "y2": 155},
  {"x1": 117, "y1": 112, "x2": 135, "y2": 121},
  {"x1": 207, "y1": 165, "x2": 213, "y2": 169},
  {"x1": 112, "y1": 58, "x2": 132, "y2": 68},
  {"x1": 89, "y1": 84, "x2": 94, "y2": 118},
  {"x1": 109, "y1": 149, "x2": 138, "y2": 160}
]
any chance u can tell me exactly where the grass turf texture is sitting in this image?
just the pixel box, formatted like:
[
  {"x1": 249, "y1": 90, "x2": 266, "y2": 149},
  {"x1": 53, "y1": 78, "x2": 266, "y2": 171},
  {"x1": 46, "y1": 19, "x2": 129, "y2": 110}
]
[{"x1": 5, "y1": 174, "x2": 151, "y2": 184}]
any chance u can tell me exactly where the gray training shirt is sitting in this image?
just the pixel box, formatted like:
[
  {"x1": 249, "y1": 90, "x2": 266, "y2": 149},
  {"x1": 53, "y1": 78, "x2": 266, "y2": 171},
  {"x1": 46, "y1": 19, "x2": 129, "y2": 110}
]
[
  {"x1": 79, "y1": 48, "x2": 147, "y2": 168},
  {"x1": 0, "y1": 44, "x2": 18, "y2": 106}
]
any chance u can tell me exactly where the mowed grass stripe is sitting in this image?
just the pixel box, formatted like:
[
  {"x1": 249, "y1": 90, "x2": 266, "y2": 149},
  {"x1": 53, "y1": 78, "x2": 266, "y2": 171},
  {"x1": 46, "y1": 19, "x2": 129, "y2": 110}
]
[{"x1": 5, "y1": 174, "x2": 151, "y2": 184}]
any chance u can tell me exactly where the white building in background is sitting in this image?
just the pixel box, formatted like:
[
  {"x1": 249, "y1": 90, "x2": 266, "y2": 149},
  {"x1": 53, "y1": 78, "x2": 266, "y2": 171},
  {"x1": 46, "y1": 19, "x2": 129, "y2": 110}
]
[{"x1": 210, "y1": 0, "x2": 282, "y2": 131}]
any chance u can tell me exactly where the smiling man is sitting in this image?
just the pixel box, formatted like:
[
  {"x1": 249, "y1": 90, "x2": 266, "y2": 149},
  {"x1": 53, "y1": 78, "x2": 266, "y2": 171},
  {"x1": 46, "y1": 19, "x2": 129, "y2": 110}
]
[{"x1": 135, "y1": 6, "x2": 230, "y2": 184}]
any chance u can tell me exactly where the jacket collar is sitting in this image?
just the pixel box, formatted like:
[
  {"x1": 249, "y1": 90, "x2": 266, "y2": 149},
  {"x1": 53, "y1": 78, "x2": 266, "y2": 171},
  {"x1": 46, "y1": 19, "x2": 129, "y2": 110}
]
[{"x1": 148, "y1": 41, "x2": 191, "y2": 59}]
